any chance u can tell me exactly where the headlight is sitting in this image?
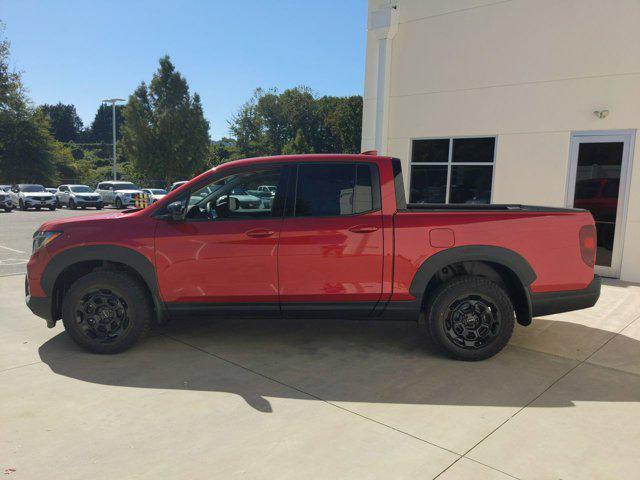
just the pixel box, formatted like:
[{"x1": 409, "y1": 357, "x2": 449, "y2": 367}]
[{"x1": 32, "y1": 231, "x2": 62, "y2": 253}]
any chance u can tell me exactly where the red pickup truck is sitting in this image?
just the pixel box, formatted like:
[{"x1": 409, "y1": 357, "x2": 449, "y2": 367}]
[{"x1": 26, "y1": 154, "x2": 600, "y2": 360}]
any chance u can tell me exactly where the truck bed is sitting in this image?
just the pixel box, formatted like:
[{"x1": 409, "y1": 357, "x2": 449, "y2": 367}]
[{"x1": 403, "y1": 203, "x2": 583, "y2": 213}]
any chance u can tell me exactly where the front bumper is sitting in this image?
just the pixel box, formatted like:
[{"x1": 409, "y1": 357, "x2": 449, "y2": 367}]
[
  {"x1": 25, "y1": 276, "x2": 55, "y2": 327},
  {"x1": 75, "y1": 198, "x2": 103, "y2": 206},
  {"x1": 531, "y1": 275, "x2": 602, "y2": 317},
  {"x1": 24, "y1": 197, "x2": 55, "y2": 206}
]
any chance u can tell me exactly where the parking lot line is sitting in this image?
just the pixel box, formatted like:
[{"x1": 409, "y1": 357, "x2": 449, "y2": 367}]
[{"x1": 0, "y1": 245, "x2": 25, "y2": 254}]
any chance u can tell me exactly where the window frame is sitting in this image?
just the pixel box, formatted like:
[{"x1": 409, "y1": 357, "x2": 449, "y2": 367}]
[
  {"x1": 288, "y1": 162, "x2": 382, "y2": 219},
  {"x1": 409, "y1": 136, "x2": 497, "y2": 204}
]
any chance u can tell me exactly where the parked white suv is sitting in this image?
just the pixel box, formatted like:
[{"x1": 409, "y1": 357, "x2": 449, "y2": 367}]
[
  {"x1": 56, "y1": 184, "x2": 103, "y2": 210},
  {"x1": 141, "y1": 188, "x2": 167, "y2": 203},
  {"x1": 95, "y1": 181, "x2": 143, "y2": 209},
  {"x1": 14, "y1": 184, "x2": 56, "y2": 211}
]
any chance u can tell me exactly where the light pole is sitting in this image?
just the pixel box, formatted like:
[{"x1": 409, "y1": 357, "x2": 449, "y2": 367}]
[{"x1": 102, "y1": 98, "x2": 125, "y2": 181}]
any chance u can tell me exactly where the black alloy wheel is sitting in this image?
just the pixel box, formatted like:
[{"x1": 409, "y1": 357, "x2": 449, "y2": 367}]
[
  {"x1": 444, "y1": 295, "x2": 501, "y2": 350},
  {"x1": 62, "y1": 271, "x2": 152, "y2": 353},
  {"x1": 426, "y1": 276, "x2": 515, "y2": 361},
  {"x1": 74, "y1": 288, "x2": 131, "y2": 343}
]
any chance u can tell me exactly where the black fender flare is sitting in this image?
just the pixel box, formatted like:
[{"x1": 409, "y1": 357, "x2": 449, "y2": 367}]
[
  {"x1": 409, "y1": 245, "x2": 536, "y2": 325},
  {"x1": 42, "y1": 245, "x2": 165, "y2": 321}
]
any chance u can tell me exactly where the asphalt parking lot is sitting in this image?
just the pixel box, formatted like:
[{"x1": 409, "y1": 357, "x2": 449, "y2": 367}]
[
  {"x1": 1, "y1": 208, "x2": 640, "y2": 479},
  {"x1": 0, "y1": 207, "x2": 111, "y2": 276}
]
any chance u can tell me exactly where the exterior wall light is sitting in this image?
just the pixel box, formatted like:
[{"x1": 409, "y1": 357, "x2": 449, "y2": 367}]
[{"x1": 593, "y1": 109, "x2": 610, "y2": 119}]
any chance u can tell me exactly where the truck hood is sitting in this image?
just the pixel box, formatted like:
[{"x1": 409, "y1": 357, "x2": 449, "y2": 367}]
[
  {"x1": 38, "y1": 211, "x2": 130, "y2": 231},
  {"x1": 72, "y1": 192, "x2": 101, "y2": 198},
  {"x1": 231, "y1": 194, "x2": 260, "y2": 202},
  {"x1": 115, "y1": 190, "x2": 143, "y2": 195}
]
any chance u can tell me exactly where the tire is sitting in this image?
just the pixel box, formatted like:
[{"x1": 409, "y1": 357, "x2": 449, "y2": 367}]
[
  {"x1": 115, "y1": 197, "x2": 123, "y2": 209},
  {"x1": 19, "y1": 199, "x2": 26, "y2": 211},
  {"x1": 3, "y1": 207, "x2": 11, "y2": 212},
  {"x1": 96, "y1": 205, "x2": 103, "y2": 210},
  {"x1": 69, "y1": 199, "x2": 77, "y2": 210},
  {"x1": 81, "y1": 205, "x2": 86, "y2": 209},
  {"x1": 61, "y1": 270, "x2": 152, "y2": 354},
  {"x1": 49, "y1": 206, "x2": 56, "y2": 211},
  {"x1": 425, "y1": 276, "x2": 515, "y2": 361},
  {"x1": 35, "y1": 206, "x2": 41, "y2": 211}
]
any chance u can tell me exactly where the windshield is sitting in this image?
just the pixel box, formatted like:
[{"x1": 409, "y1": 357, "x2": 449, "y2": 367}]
[
  {"x1": 150, "y1": 189, "x2": 167, "y2": 195},
  {"x1": 70, "y1": 185, "x2": 93, "y2": 193},
  {"x1": 114, "y1": 183, "x2": 139, "y2": 191},
  {"x1": 20, "y1": 185, "x2": 45, "y2": 192}
]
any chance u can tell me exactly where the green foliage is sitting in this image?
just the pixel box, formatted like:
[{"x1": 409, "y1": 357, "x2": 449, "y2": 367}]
[
  {"x1": 122, "y1": 56, "x2": 211, "y2": 187},
  {"x1": 38, "y1": 103, "x2": 83, "y2": 142},
  {"x1": 228, "y1": 87, "x2": 362, "y2": 159},
  {"x1": 0, "y1": 25, "x2": 76, "y2": 185},
  {"x1": 282, "y1": 128, "x2": 313, "y2": 155},
  {"x1": 89, "y1": 103, "x2": 124, "y2": 143},
  {"x1": 211, "y1": 137, "x2": 239, "y2": 165}
]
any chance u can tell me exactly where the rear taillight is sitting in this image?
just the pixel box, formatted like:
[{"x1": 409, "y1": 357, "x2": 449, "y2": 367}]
[{"x1": 579, "y1": 225, "x2": 597, "y2": 268}]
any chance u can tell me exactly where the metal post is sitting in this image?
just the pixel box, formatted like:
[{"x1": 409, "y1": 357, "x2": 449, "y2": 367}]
[
  {"x1": 112, "y1": 102, "x2": 117, "y2": 181},
  {"x1": 102, "y1": 98, "x2": 125, "y2": 182}
]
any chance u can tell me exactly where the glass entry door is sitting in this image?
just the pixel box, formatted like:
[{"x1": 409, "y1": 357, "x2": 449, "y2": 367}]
[{"x1": 567, "y1": 132, "x2": 634, "y2": 278}]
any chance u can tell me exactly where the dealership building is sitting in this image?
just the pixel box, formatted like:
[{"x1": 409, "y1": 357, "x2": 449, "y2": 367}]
[{"x1": 362, "y1": 0, "x2": 640, "y2": 282}]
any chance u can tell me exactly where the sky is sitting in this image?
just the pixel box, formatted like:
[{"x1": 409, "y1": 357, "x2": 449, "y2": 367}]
[{"x1": 2, "y1": 0, "x2": 368, "y2": 139}]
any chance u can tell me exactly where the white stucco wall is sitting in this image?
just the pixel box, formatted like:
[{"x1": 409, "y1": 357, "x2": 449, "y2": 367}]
[{"x1": 363, "y1": 0, "x2": 640, "y2": 281}]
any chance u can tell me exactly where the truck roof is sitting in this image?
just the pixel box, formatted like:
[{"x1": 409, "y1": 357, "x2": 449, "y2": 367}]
[{"x1": 214, "y1": 153, "x2": 393, "y2": 171}]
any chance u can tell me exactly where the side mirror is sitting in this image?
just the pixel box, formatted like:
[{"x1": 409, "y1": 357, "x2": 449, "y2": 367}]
[
  {"x1": 167, "y1": 201, "x2": 185, "y2": 221},
  {"x1": 229, "y1": 196, "x2": 239, "y2": 212}
]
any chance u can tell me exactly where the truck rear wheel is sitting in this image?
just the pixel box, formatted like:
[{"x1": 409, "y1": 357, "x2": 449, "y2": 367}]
[
  {"x1": 425, "y1": 276, "x2": 515, "y2": 361},
  {"x1": 61, "y1": 271, "x2": 151, "y2": 354}
]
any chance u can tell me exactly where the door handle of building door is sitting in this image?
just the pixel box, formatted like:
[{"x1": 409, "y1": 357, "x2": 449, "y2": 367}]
[
  {"x1": 349, "y1": 225, "x2": 379, "y2": 233},
  {"x1": 246, "y1": 228, "x2": 275, "y2": 238}
]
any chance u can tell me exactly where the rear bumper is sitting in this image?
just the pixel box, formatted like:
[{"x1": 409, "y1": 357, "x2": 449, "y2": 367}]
[{"x1": 531, "y1": 276, "x2": 601, "y2": 317}]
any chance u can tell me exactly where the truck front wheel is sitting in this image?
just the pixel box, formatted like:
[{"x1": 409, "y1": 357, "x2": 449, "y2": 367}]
[
  {"x1": 61, "y1": 271, "x2": 151, "y2": 354},
  {"x1": 425, "y1": 276, "x2": 515, "y2": 361}
]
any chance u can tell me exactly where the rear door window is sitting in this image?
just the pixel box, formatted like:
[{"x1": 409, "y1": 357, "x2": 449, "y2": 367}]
[{"x1": 293, "y1": 163, "x2": 378, "y2": 217}]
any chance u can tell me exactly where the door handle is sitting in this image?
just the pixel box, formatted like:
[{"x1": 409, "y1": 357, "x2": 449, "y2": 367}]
[
  {"x1": 349, "y1": 225, "x2": 379, "y2": 234},
  {"x1": 246, "y1": 228, "x2": 275, "y2": 238}
]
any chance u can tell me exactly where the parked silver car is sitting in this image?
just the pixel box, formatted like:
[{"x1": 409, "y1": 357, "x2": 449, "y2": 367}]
[
  {"x1": 0, "y1": 185, "x2": 15, "y2": 211},
  {"x1": 56, "y1": 185, "x2": 103, "y2": 210}
]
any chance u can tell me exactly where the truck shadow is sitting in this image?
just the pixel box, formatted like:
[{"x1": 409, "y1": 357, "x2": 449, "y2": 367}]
[{"x1": 38, "y1": 317, "x2": 640, "y2": 412}]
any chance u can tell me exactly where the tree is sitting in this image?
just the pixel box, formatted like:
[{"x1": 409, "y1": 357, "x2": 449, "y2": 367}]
[
  {"x1": 122, "y1": 56, "x2": 211, "y2": 186},
  {"x1": 0, "y1": 24, "x2": 73, "y2": 184},
  {"x1": 38, "y1": 102, "x2": 83, "y2": 142},
  {"x1": 321, "y1": 95, "x2": 362, "y2": 153},
  {"x1": 89, "y1": 103, "x2": 124, "y2": 143},
  {"x1": 227, "y1": 86, "x2": 362, "y2": 159},
  {"x1": 229, "y1": 90, "x2": 267, "y2": 158},
  {"x1": 282, "y1": 128, "x2": 313, "y2": 155}
]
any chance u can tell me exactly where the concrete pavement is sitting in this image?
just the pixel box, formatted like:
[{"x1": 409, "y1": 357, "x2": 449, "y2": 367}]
[{"x1": 1, "y1": 273, "x2": 640, "y2": 479}]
